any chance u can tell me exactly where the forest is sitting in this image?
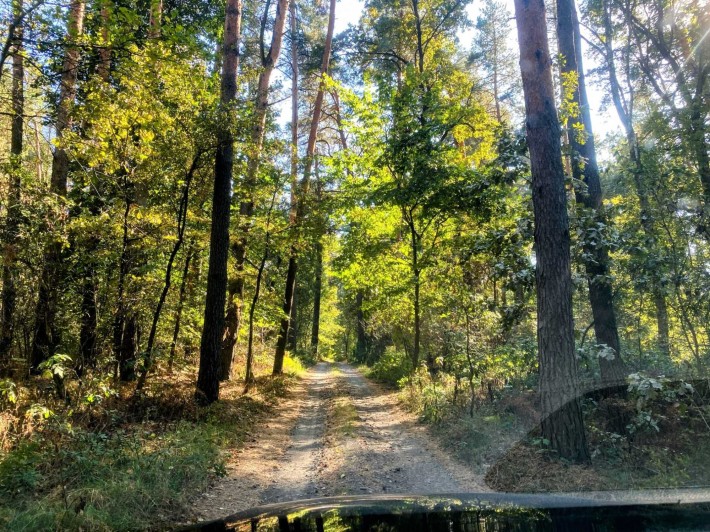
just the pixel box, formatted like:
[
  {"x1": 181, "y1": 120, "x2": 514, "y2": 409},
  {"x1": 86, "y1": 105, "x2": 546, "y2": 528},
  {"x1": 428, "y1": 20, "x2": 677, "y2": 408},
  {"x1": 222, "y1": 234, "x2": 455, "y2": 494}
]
[{"x1": 1, "y1": 0, "x2": 710, "y2": 527}]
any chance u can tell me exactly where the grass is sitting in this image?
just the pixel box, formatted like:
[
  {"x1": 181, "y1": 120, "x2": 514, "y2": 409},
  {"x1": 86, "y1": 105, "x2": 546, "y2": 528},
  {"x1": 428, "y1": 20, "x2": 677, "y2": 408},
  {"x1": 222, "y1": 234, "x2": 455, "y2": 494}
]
[
  {"x1": 0, "y1": 355, "x2": 303, "y2": 531},
  {"x1": 330, "y1": 397, "x2": 359, "y2": 438},
  {"x1": 325, "y1": 367, "x2": 359, "y2": 441}
]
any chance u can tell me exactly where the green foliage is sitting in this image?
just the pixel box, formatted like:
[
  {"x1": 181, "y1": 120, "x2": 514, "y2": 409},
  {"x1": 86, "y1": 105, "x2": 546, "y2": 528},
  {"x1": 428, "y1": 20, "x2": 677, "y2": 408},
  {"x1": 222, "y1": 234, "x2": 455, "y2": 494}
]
[
  {"x1": 625, "y1": 373, "x2": 696, "y2": 435},
  {"x1": 0, "y1": 380, "x2": 17, "y2": 406},
  {"x1": 0, "y1": 423, "x2": 223, "y2": 530},
  {"x1": 0, "y1": 442, "x2": 45, "y2": 502},
  {"x1": 38, "y1": 354, "x2": 74, "y2": 381},
  {"x1": 367, "y1": 347, "x2": 412, "y2": 384}
]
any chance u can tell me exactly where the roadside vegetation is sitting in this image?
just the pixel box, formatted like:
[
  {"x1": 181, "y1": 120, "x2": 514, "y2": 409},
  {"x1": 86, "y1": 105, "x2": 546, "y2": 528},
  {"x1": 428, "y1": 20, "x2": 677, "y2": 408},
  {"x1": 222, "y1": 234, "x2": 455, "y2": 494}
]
[
  {"x1": 0, "y1": 354, "x2": 302, "y2": 530},
  {"x1": 366, "y1": 355, "x2": 710, "y2": 491}
]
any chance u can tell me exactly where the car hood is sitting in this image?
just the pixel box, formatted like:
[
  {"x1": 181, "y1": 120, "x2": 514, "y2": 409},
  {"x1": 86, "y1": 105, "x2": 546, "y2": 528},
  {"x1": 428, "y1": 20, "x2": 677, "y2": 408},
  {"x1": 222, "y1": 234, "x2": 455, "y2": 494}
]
[{"x1": 182, "y1": 490, "x2": 710, "y2": 531}]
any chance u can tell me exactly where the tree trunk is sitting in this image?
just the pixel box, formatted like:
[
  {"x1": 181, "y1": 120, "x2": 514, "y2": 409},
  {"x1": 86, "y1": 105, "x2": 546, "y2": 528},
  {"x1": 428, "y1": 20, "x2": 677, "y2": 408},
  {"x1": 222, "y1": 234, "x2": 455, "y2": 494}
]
[
  {"x1": 285, "y1": 0, "x2": 300, "y2": 357},
  {"x1": 78, "y1": 272, "x2": 98, "y2": 375},
  {"x1": 219, "y1": 0, "x2": 290, "y2": 381},
  {"x1": 492, "y1": 35, "x2": 502, "y2": 122},
  {"x1": 514, "y1": 0, "x2": 589, "y2": 463},
  {"x1": 0, "y1": 0, "x2": 24, "y2": 365},
  {"x1": 119, "y1": 314, "x2": 137, "y2": 381},
  {"x1": 196, "y1": 0, "x2": 242, "y2": 404},
  {"x1": 273, "y1": 0, "x2": 336, "y2": 374},
  {"x1": 556, "y1": 0, "x2": 626, "y2": 385},
  {"x1": 245, "y1": 192, "x2": 278, "y2": 390},
  {"x1": 689, "y1": 102, "x2": 710, "y2": 228},
  {"x1": 97, "y1": 0, "x2": 111, "y2": 81},
  {"x1": 76, "y1": 1, "x2": 113, "y2": 377},
  {"x1": 286, "y1": 288, "x2": 298, "y2": 351},
  {"x1": 168, "y1": 244, "x2": 194, "y2": 373},
  {"x1": 30, "y1": 0, "x2": 85, "y2": 371},
  {"x1": 310, "y1": 238, "x2": 323, "y2": 358},
  {"x1": 136, "y1": 155, "x2": 198, "y2": 391},
  {"x1": 601, "y1": 0, "x2": 670, "y2": 359},
  {"x1": 274, "y1": 254, "x2": 297, "y2": 373},
  {"x1": 310, "y1": 160, "x2": 324, "y2": 358},
  {"x1": 407, "y1": 219, "x2": 421, "y2": 369},
  {"x1": 113, "y1": 192, "x2": 137, "y2": 383},
  {"x1": 355, "y1": 290, "x2": 367, "y2": 362},
  {"x1": 113, "y1": 197, "x2": 130, "y2": 380},
  {"x1": 148, "y1": 0, "x2": 162, "y2": 38}
]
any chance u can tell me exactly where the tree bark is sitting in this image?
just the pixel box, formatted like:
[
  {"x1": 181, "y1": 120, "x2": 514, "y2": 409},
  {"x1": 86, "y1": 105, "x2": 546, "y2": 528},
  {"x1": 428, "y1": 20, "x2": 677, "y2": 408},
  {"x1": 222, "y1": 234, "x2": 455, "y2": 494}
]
[
  {"x1": 310, "y1": 241, "x2": 323, "y2": 357},
  {"x1": 355, "y1": 290, "x2": 367, "y2": 362},
  {"x1": 168, "y1": 243, "x2": 194, "y2": 373},
  {"x1": 78, "y1": 272, "x2": 98, "y2": 375},
  {"x1": 196, "y1": 0, "x2": 242, "y2": 404},
  {"x1": 273, "y1": 0, "x2": 336, "y2": 374},
  {"x1": 97, "y1": 0, "x2": 111, "y2": 81},
  {"x1": 556, "y1": 0, "x2": 626, "y2": 385},
  {"x1": 120, "y1": 314, "x2": 137, "y2": 381},
  {"x1": 219, "y1": 0, "x2": 290, "y2": 381},
  {"x1": 285, "y1": 1, "x2": 300, "y2": 357},
  {"x1": 286, "y1": 288, "x2": 298, "y2": 351},
  {"x1": 245, "y1": 191, "x2": 278, "y2": 390},
  {"x1": 0, "y1": 0, "x2": 24, "y2": 365},
  {"x1": 31, "y1": 0, "x2": 85, "y2": 371},
  {"x1": 310, "y1": 174, "x2": 324, "y2": 358},
  {"x1": 514, "y1": 0, "x2": 589, "y2": 463},
  {"x1": 113, "y1": 194, "x2": 137, "y2": 382},
  {"x1": 77, "y1": 0, "x2": 113, "y2": 376},
  {"x1": 407, "y1": 217, "x2": 421, "y2": 368},
  {"x1": 148, "y1": 0, "x2": 162, "y2": 38}
]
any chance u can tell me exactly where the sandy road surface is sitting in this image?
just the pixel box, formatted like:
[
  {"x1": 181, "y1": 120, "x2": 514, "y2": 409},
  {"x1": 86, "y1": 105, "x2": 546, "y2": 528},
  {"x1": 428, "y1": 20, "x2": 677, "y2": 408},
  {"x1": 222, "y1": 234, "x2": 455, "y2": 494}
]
[{"x1": 190, "y1": 362, "x2": 485, "y2": 524}]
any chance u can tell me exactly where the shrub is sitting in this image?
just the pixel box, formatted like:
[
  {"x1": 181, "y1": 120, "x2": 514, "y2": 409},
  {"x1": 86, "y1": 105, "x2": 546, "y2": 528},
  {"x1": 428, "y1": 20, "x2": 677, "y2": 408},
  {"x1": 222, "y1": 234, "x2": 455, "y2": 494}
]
[{"x1": 368, "y1": 347, "x2": 412, "y2": 385}]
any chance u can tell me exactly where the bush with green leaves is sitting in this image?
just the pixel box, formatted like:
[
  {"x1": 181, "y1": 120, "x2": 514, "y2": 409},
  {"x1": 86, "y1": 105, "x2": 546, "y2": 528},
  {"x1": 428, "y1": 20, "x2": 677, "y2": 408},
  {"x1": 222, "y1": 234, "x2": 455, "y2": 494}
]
[{"x1": 367, "y1": 347, "x2": 412, "y2": 385}]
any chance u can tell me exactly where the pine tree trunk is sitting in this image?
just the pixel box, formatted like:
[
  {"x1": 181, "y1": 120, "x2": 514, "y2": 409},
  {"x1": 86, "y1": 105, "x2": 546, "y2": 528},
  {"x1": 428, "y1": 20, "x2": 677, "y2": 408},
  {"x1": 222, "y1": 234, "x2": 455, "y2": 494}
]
[
  {"x1": 0, "y1": 0, "x2": 24, "y2": 365},
  {"x1": 285, "y1": 2, "x2": 300, "y2": 357},
  {"x1": 97, "y1": 0, "x2": 111, "y2": 81},
  {"x1": 310, "y1": 238, "x2": 323, "y2": 358},
  {"x1": 514, "y1": 0, "x2": 589, "y2": 463},
  {"x1": 31, "y1": 0, "x2": 85, "y2": 371},
  {"x1": 196, "y1": 0, "x2": 242, "y2": 404},
  {"x1": 557, "y1": 0, "x2": 626, "y2": 385},
  {"x1": 219, "y1": 0, "x2": 290, "y2": 381},
  {"x1": 273, "y1": 0, "x2": 336, "y2": 374}
]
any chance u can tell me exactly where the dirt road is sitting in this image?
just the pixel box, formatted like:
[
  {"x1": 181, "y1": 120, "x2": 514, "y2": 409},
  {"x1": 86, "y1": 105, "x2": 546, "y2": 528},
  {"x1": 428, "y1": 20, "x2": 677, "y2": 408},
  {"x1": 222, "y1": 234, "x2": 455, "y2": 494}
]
[{"x1": 190, "y1": 362, "x2": 485, "y2": 523}]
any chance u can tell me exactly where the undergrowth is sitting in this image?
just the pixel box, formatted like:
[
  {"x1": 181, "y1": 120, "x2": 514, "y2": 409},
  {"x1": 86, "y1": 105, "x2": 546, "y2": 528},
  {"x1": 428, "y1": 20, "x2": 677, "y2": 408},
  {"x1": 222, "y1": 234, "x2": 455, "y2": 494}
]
[
  {"x1": 0, "y1": 354, "x2": 303, "y2": 531},
  {"x1": 366, "y1": 357, "x2": 710, "y2": 492}
]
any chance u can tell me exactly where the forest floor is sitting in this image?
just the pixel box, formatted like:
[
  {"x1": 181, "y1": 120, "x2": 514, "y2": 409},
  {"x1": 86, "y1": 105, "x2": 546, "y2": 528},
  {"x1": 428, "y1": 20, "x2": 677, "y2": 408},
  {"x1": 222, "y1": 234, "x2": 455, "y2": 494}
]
[{"x1": 188, "y1": 361, "x2": 486, "y2": 524}]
